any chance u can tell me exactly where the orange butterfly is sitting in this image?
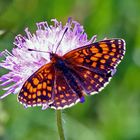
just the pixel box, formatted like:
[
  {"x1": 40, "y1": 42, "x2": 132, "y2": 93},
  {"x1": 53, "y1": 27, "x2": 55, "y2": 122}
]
[{"x1": 18, "y1": 39, "x2": 125, "y2": 110}]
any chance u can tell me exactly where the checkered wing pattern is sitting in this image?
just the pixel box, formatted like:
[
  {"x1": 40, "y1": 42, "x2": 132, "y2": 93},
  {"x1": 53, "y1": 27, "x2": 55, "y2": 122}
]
[
  {"x1": 50, "y1": 70, "x2": 80, "y2": 109},
  {"x1": 18, "y1": 63, "x2": 55, "y2": 107},
  {"x1": 64, "y1": 39, "x2": 125, "y2": 74},
  {"x1": 64, "y1": 39, "x2": 125, "y2": 95},
  {"x1": 68, "y1": 65, "x2": 110, "y2": 95},
  {"x1": 18, "y1": 38, "x2": 125, "y2": 110}
]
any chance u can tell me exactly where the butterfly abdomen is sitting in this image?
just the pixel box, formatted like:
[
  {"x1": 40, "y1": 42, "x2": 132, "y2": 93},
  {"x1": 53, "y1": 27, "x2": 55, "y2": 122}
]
[{"x1": 54, "y1": 57, "x2": 85, "y2": 103}]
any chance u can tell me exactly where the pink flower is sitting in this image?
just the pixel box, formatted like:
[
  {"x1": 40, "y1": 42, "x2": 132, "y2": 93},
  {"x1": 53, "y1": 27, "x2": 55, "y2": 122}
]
[{"x1": 0, "y1": 18, "x2": 96, "y2": 101}]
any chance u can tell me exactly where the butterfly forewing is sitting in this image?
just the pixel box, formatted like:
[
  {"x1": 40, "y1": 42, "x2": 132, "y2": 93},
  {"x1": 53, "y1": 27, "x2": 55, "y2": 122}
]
[
  {"x1": 18, "y1": 63, "x2": 55, "y2": 107},
  {"x1": 50, "y1": 70, "x2": 80, "y2": 109},
  {"x1": 64, "y1": 39, "x2": 125, "y2": 76}
]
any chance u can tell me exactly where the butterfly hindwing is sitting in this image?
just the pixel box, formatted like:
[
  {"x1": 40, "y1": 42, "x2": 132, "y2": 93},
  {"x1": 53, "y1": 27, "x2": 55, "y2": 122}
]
[
  {"x1": 68, "y1": 65, "x2": 111, "y2": 95},
  {"x1": 18, "y1": 63, "x2": 55, "y2": 107},
  {"x1": 49, "y1": 70, "x2": 80, "y2": 109}
]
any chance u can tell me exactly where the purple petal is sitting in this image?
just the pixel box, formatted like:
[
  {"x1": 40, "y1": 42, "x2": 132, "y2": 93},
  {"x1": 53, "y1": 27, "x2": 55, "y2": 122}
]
[
  {"x1": 0, "y1": 80, "x2": 13, "y2": 86},
  {"x1": 13, "y1": 76, "x2": 21, "y2": 82},
  {"x1": 0, "y1": 88, "x2": 14, "y2": 99},
  {"x1": 67, "y1": 17, "x2": 72, "y2": 23}
]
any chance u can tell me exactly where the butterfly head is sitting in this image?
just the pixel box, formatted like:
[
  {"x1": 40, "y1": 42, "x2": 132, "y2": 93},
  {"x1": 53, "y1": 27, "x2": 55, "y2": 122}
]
[
  {"x1": 50, "y1": 52, "x2": 57, "y2": 60},
  {"x1": 50, "y1": 52, "x2": 63, "y2": 62}
]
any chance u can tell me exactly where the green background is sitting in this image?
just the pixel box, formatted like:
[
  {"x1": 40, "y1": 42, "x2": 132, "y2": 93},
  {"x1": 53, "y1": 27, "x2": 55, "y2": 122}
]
[{"x1": 0, "y1": 0, "x2": 140, "y2": 140}]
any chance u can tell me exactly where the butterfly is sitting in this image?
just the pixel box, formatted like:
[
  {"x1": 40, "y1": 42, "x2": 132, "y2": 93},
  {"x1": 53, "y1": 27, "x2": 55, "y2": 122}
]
[{"x1": 18, "y1": 38, "x2": 125, "y2": 110}]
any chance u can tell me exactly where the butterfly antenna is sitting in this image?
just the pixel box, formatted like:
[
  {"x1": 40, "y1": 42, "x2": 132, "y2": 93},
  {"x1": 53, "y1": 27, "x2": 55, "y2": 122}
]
[
  {"x1": 28, "y1": 48, "x2": 50, "y2": 54},
  {"x1": 55, "y1": 27, "x2": 68, "y2": 53}
]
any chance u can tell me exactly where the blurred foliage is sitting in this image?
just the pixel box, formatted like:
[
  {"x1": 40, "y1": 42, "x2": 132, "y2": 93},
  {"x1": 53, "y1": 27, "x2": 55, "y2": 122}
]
[{"x1": 0, "y1": 0, "x2": 140, "y2": 140}]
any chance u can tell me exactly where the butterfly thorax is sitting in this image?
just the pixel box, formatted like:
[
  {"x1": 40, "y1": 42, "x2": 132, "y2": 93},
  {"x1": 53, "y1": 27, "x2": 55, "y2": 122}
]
[
  {"x1": 50, "y1": 53, "x2": 67, "y2": 70},
  {"x1": 50, "y1": 53, "x2": 64, "y2": 66}
]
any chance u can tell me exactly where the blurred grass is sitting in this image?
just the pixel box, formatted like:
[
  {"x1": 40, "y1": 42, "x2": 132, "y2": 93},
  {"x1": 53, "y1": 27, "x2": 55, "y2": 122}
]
[{"x1": 0, "y1": 0, "x2": 140, "y2": 140}]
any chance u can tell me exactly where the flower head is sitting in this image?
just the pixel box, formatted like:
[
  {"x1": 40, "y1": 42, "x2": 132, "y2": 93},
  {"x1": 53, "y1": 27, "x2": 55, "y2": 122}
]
[{"x1": 0, "y1": 18, "x2": 96, "y2": 101}]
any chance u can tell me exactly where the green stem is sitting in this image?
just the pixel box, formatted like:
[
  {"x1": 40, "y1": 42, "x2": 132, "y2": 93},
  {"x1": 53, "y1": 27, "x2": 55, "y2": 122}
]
[{"x1": 56, "y1": 110, "x2": 65, "y2": 140}]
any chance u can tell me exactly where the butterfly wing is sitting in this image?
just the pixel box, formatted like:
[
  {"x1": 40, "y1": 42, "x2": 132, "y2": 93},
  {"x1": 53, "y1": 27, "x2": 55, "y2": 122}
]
[
  {"x1": 18, "y1": 63, "x2": 55, "y2": 108},
  {"x1": 49, "y1": 70, "x2": 80, "y2": 109},
  {"x1": 64, "y1": 39, "x2": 125, "y2": 74},
  {"x1": 67, "y1": 65, "x2": 111, "y2": 95},
  {"x1": 64, "y1": 39, "x2": 125, "y2": 95},
  {"x1": 18, "y1": 39, "x2": 126, "y2": 109}
]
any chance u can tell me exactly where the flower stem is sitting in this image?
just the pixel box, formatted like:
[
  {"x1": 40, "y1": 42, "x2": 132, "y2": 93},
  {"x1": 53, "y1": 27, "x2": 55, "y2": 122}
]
[{"x1": 56, "y1": 110, "x2": 65, "y2": 140}]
